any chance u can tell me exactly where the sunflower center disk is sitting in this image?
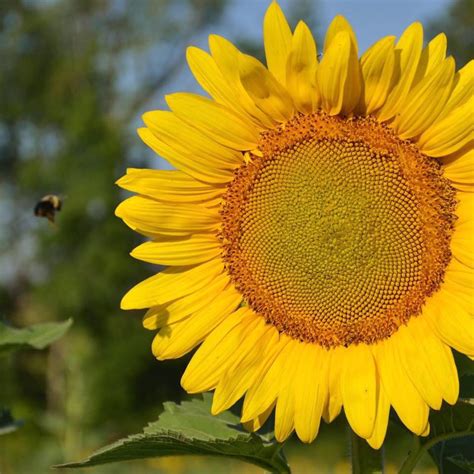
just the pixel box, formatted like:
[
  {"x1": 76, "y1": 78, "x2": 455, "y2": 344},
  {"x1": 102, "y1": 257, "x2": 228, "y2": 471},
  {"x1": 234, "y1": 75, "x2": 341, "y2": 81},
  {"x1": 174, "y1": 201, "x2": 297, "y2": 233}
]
[{"x1": 221, "y1": 113, "x2": 456, "y2": 348}]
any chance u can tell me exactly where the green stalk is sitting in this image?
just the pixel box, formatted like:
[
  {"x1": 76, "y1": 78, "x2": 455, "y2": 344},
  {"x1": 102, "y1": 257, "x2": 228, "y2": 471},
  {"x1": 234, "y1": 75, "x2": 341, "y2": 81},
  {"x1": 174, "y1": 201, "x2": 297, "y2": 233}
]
[
  {"x1": 350, "y1": 429, "x2": 384, "y2": 474},
  {"x1": 398, "y1": 434, "x2": 425, "y2": 474}
]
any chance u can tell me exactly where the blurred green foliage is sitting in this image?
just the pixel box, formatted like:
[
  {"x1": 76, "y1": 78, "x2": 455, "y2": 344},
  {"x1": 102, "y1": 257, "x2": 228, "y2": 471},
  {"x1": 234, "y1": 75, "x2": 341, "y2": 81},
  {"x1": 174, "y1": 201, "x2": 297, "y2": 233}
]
[
  {"x1": 0, "y1": 0, "x2": 472, "y2": 473},
  {"x1": 427, "y1": 0, "x2": 473, "y2": 67},
  {"x1": 0, "y1": 0, "x2": 225, "y2": 470}
]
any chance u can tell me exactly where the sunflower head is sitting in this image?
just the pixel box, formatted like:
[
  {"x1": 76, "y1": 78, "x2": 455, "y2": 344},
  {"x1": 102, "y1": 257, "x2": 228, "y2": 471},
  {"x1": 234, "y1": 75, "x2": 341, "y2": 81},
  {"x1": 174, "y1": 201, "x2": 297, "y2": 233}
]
[{"x1": 116, "y1": 1, "x2": 473, "y2": 448}]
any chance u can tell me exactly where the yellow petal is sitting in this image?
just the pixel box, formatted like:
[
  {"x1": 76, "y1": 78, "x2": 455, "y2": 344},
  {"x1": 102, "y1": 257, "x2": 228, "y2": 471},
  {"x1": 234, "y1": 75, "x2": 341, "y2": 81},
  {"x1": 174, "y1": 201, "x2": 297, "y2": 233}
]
[
  {"x1": 451, "y1": 194, "x2": 474, "y2": 268},
  {"x1": 452, "y1": 182, "x2": 474, "y2": 193},
  {"x1": 442, "y1": 147, "x2": 474, "y2": 185},
  {"x1": 455, "y1": 191, "x2": 474, "y2": 225},
  {"x1": 412, "y1": 33, "x2": 447, "y2": 87},
  {"x1": 453, "y1": 183, "x2": 474, "y2": 195},
  {"x1": 144, "y1": 110, "x2": 242, "y2": 169},
  {"x1": 424, "y1": 288, "x2": 474, "y2": 356},
  {"x1": 212, "y1": 321, "x2": 276, "y2": 414},
  {"x1": 318, "y1": 30, "x2": 361, "y2": 115},
  {"x1": 209, "y1": 34, "x2": 277, "y2": 129},
  {"x1": 241, "y1": 335, "x2": 292, "y2": 422},
  {"x1": 131, "y1": 235, "x2": 221, "y2": 266},
  {"x1": 393, "y1": 57, "x2": 455, "y2": 139},
  {"x1": 424, "y1": 33, "x2": 447, "y2": 71},
  {"x1": 373, "y1": 338, "x2": 429, "y2": 434},
  {"x1": 152, "y1": 282, "x2": 242, "y2": 360},
  {"x1": 274, "y1": 340, "x2": 299, "y2": 442},
  {"x1": 322, "y1": 346, "x2": 344, "y2": 423},
  {"x1": 115, "y1": 195, "x2": 219, "y2": 237},
  {"x1": 186, "y1": 46, "x2": 261, "y2": 126},
  {"x1": 367, "y1": 385, "x2": 390, "y2": 450},
  {"x1": 440, "y1": 60, "x2": 474, "y2": 119},
  {"x1": 377, "y1": 22, "x2": 423, "y2": 122},
  {"x1": 417, "y1": 95, "x2": 474, "y2": 157},
  {"x1": 116, "y1": 168, "x2": 223, "y2": 203},
  {"x1": 341, "y1": 344, "x2": 376, "y2": 439},
  {"x1": 443, "y1": 251, "x2": 474, "y2": 290},
  {"x1": 286, "y1": 21, "x2": 320, "y2": 113},
  {"x1": 121, "y1": 259, "x2": 224, "y2": 310},
  {"x1": 396, "y1": 322, "x2": 443, "y2": 409},
  {"x1": 263, "y1": 1, "x2": 292, "y2": 85},
  {"x1": 420, "y1": 422, "x2": 431, "y2": 437},
  {"x1": 242, "y1": 403, "x2": 275, "y2": 432},
  {"x1": 143, "y1": 272, "x2": 229, "y2": 330},
  {"x1": 181, "y1": 307, "x2": 252, "y2": 392},
  {"x1": 323, "y1": 15, "x2": 358, "y2": 55},
  {"x1": 359, "y1": 36, "x2": 396, "y2": 115},
  {"x1": 408, "y1": 317, "x2": 459, "y2": 405},
  {"x1": 166, "y1": 93, "x2": 259, "y2": 150},
  {"x1": 452, "y1": 233, "x2": 474, "y2": 269},
  {"x1": 138, "y1": 128, "x2": 234, "y2": 184},
  {"x1": 318, "y1": 31, "x2": 350, "y2": 115},
  {"x1": 238, "y1": 52, "x2": 294, "y2": 122},
  {"x1": 294, "y1": 343, "x2": 328, "y2": 443}
]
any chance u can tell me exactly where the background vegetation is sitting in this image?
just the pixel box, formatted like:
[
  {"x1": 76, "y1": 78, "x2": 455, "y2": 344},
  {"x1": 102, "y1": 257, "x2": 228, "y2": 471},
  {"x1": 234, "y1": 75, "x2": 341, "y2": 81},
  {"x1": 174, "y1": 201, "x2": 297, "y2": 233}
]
[{"x1": 0, "y1": 0, "x2": 472, "y2": 472}]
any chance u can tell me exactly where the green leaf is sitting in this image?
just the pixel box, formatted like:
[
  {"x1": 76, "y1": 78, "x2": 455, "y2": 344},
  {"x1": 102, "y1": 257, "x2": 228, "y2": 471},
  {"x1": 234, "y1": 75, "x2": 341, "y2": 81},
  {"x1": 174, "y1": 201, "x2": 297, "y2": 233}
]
[
  {"x1": 56, "y1": 395, "x2": 290, "y2": 473},
  {"x1": 455, "y1": 352, "x2": 474, "y2": 377},
  {"x1": 0, "y1": 318, "x2": 72, "y2": 354},
  {"x1": 429, "y1": 435, "x2": 474, "y2": 473},
  {"x1": 0, "y1": 408, "x2": 23, "y2": 435},
  {"x1": 455, "y1": 352, "x2": 474, "y2": 398},
  {"x1": 447, "y1": 453, "x2": 474, "y2": 472},
  {"x1": 399, "y1": 400, "x2": 474, "y2": 473}
]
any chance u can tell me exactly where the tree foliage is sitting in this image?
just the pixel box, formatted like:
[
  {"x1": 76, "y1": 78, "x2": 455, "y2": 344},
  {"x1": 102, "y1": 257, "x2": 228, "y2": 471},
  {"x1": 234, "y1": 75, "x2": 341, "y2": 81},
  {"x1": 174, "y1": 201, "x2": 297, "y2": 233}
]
[
  {"x1": 0, "y1": 0, "x2": 226, "y2": 470},
  {"x1": 427, "y1": 0, "x2": 473, "y2": 67}
]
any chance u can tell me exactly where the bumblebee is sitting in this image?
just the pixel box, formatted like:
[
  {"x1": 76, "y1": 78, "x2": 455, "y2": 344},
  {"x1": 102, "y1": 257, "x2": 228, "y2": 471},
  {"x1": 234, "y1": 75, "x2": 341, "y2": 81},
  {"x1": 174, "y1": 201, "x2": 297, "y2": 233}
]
[{"x1": 34, "y1": 195, "x2": 62, "y2": 223}]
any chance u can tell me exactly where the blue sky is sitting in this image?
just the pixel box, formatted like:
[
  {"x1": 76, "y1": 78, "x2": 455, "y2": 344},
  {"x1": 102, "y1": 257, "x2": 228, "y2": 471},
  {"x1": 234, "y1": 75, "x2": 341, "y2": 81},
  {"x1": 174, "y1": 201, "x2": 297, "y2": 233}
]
[
  {"x1": 222, "y1": 0, "x2": 452, "y2": 52},
  {"x1": 154, "y1": 0, "x2": 453, "y2": 110},
  {"x1": 134, "y1": 0, "x2": 455, "y2": 156}
]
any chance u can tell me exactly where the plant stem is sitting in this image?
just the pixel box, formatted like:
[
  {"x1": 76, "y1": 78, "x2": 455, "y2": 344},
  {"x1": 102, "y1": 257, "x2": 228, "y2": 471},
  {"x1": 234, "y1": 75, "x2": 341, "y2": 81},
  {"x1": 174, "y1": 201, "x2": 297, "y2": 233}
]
[
  {"x1": 398, "y1": 434, "x2": 423, "y2": 474},
  {"x1": 350, "y1": 429, "x2": 384, "y2": 474}
]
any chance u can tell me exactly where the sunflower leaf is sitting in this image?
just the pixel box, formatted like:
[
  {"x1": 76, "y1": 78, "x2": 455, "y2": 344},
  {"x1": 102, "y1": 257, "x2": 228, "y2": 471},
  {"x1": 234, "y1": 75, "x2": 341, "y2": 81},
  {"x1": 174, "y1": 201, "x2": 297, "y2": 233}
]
[
  {"x1": 446, "y1": 454, "x2": 474, "y2": 472},
  {"x1": 455, "y1": 352, "x2": 474, "y2": 398},
  {"x1": 428, "y1": 432, "x2": 474, "y2": 474},
  {"x1": 399, "y1": 399, "x2": 474, "y2": 473},
  {"x1": 0, "y1": 319, "x2": 72, "y2": 354},
  {"x1": 455, "y1": 352, "x2": 474, "y2": 377},
  {"x1": 55, "y1": 395, "x2": 290, "y2": 473}
]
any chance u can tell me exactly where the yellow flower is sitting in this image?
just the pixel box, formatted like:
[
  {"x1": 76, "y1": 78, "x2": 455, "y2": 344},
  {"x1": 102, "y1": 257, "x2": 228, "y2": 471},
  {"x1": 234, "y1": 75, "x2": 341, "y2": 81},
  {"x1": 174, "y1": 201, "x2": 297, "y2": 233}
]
[{"x1": 116, "y1": 2, "x2": 474, "y2": 448}]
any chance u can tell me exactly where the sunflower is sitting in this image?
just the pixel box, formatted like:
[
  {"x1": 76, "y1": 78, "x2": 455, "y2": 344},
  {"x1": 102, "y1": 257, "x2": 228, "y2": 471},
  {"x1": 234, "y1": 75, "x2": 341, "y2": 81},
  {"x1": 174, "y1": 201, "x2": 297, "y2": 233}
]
[{"x1": 116, "y1": 2, "x2": 473, "y2": 448}]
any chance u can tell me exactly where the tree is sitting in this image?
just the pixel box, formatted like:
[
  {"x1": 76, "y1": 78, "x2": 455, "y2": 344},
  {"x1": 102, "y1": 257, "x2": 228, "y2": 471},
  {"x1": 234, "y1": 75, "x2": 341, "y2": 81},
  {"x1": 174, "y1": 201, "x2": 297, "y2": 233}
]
[
  {"x1": 428, "y1": 0, "x2": 473, "y2": 67},
  {"x1": 0, "y1": 0, "x2": 226, "y2": 470}
]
